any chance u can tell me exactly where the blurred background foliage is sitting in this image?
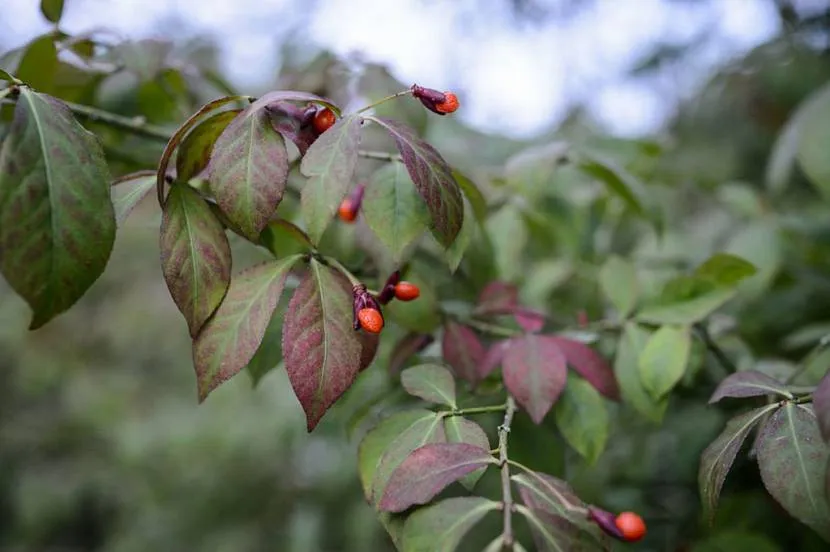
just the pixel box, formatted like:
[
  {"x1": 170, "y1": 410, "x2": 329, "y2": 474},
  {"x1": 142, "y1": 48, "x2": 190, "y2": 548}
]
[{"x1": 2, "y1": 0, "x2": 830, "y2": 551}]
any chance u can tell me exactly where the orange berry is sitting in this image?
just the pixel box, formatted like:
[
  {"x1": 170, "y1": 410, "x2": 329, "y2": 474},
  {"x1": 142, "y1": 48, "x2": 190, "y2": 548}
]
[
  {"x1": 435, "y1": 92, "x2": 459, "y2": 114},
  {"x1": 313, "y1": 107, "x2": 336, "y2": 133},
  {"x1": 338, "y1": 199, "x2": 357, "y2": 222},
  {"x1": 358, "y1": 308, "x2": 384, "y2": 334},
  {"x1": 615, "y1": 512, "x2": 646, "y2": 542},
  {"x1": 394, "y1": 282, "x2": 420, "y2": 301}
]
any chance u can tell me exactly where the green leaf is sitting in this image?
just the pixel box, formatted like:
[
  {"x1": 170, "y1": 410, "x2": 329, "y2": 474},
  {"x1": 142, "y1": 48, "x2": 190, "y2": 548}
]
[
  {"x1": 160, "y1": 184, "x2": 231, "y2": 337},
  {"x1": 757, "y1": 403, "x2": 830, "y2": 541},
  {"x1": 40, "y1": 0, "x2": 64, "y2": 23},
  {"x1": 615, "y1": 323, "x2": 667, "y2": 422},
  {"x1": 15, "y1": 35, "x2": 58, "y2": 93},
  {"x1": 698, "y1": 405, "x2": 775, "y2": 524},
  {"x1": 0, "y1": 69, "x2": 15, "y2": 82},
  {"x1": 111, "y1": 170, "x2": 156, "y2": 226},
  {"x1": 400, "y1": 364, "x2": 457, "y2": 408},
  {"x1": 709, "y1": 370, "x2": 794, "y2": 404},
  {"x1": 512, "y1": 471, "x2": 587, "y2": 524},
  {"x1": 401, "y1": 497, "x2": 498, "y2": 552},
  {"x1": 638, "y1": 325, "x2": 691, "y2": 399},
  {"x1": 300, "y1": 114, "x2": 362, "y2": 244},
  {"x1": 444, "y1": 197, "x2": 475, "y2": 272},
  {"x1": 766, "y1": 111, "x2": 802, "y2": 194},
  {"x1": 599, "y1": 255, "x2": 638, "y2": 318},
  {"x1": 246, "y1": 297, "x2": 288, "y2": 386},
  {"x1": 117, "y1": 39, "x2": 171, "y2": 81},
  {"x1": 362, "y1": 161, "x2": 429, "y2": 262},
  {"x1": 517, "y1": 505, "x2": 601, "y2": 552},
  {"x1": 444, "y1": 417, "x2": 490, "y2": 490},
  {"x1": 795, "y1": 84, "x2": 830, "y2": 199},
  {"x1": 815, "y1": 370, "x2": 830, "y2": 441},
  {"x1": 358, "y1": 409, "x2": 434, "y2": 502},
  {"x1": 555, "y1": 374, "x2": 609, "y2": 464},
  {"x1": 575, "y1": 152, "x2": 648, "y2": 216},
  {"x1": 192, "y1": 256, "x2": 301, "y2": 401},
  {"x1": 258, "y1": 218, "x2": 313, "y2": 258},
  {"x1": 369, "y1": 117, "x2": 463, "y2": 248},
  {"x1": 693, "y1": 531, "x2": 780, "y2": 552},
  {"x1": 452, "y1": 170, "x2": 487, "y2": 223},
  {"x1": 695, "y1": 253, "x2": 757, "y2": 287},
  {"x1": 209, "y1": 107, "x2": 288, "y2": 240},
  {"x1": 176, "y1": 109, "x2": 240, "y2": 182},
  {"x1": 0, "y1": 89, "x2": 115, "y2": 329},
  {"x1": 282, "y1": 260, "x2": 368, "y2": 431},
  {"x1": 487, "y1": 203, "x2": 527, "y2": 282},
  {"x1": 636, "y1": 287, "x2": 735, "y2": 325}
]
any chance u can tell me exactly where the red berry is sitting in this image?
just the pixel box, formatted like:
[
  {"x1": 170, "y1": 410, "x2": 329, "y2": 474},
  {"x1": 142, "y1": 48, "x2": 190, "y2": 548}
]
[
  {"x1": 394, "y1": 282, "x2": 420, "y2": 301},
  {"x1": 615, "y1": 512, "x2": 646, "y2": 542},
  {"x1": 313, "y1": 108, "x2": 336, "y2": 133},
  {"x1": 435, "y1": 92, "x2": 459, "y2": 114},
  {"x1": 338, "y1": 199, "x2": 357, "y2": 222},
  {"x1": 358, "y1": 308, "x2": 384, "y2": 334}
]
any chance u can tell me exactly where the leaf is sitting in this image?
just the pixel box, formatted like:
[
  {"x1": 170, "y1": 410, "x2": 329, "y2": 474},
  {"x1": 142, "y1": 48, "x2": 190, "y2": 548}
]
[
  {"x1": 359, "y1": 329, "x2": 380, "y2": 372},
  {"x1": 209, "y1": 107, "x2": 288, "y2": 240},
  {"x1": 524, "y1": 510, "x2": 608, "y2": 552},
  {"x1": 282, "y1": 259, "x2": 367, "y2": 431},
  {"x1": 444, "y1": 197, "x2": 475, "y2": 272},
  {"x1": 378, "y1": 443, "x2": 496, "y2": 512},
  {"x1": 0, "y1": 89, "x2": 115, "y2": 329},
  {"x1": 15, "y1": 36, "x2": 58, "y2": 94},
  {"x1": 441, "y1": 321, "x2": 485, "y2": 383},
  {"x1": 111, "y1": 170, "x2": 156, "y2": 226},
  {"x1": 695, "y1": 253, "x2": 757, "y2": 287},
  {"x1": 176, "y1": 109, "x2": 240, "y2": 182},
  {"x1": 444, "y1": 417, "x2": 490, "y2": 490},
  {"x1": 709, "y1": 370, "x2": 794, "y2": 404},
  {"x1": 599, "y1": 255, "x2": 638, "y2": 318},
  {"x1": 477, "y1": 281, "x2": 519, "y2": 313},
  {"x1": 400, "y1": 497, "x2": 498, "y2": 552},
  {"x1": 512, "y1": 471, "x2": 586, "y2": 523},
  {"x1": 400, "y1": 364, "x2": 457, "y2": 408},
  {"x1": 369, "y1": 117, "x2": 463, "y2": 248},
  {"x1": 358, "y1": 409, "x2": 435, "y2": 502},
  {"x1": 300, "y1": 114, "x2": 362, "y2": 243},
  {"x1": 248, "y1": 89, "x2": 340, "y2": 116},
  {"x1": 479, "y1": 339, "x2": 513, "y2": 380},
  {"x1": 614, "y1": 323, "x2": 667, "y2": 422},
  {"x1": 156, "y1": 95, "x2": 249, "y2": 206},
  {"x1": 575, "y1": 152, "x2": 647, "y2": 216},
  {"x1": 756, "y1": 403, "x2": 830, "y2": 540},
  {"x1": 192, "y1": 256, "x2": 301, "y2": 401},
  {"x1": 246, "y1": 297, "x2": 287, "y2": 386},
  {"x1": 452, "y1": 170, "x2": 487, "y2": 223},
  {"x1": 815, "y1": 370, "x2": 830, "y2": 441},
  {"x1": 698, "y1": 405, "x2": 776, "y2": 523},
  {"x1": 388, "y1": 333, "x2": 434, "y2": 376},
  {"x1": 160, "y1": 183, "x2": 232, "y2": 337},
  {"x1": 636, "y1": 287, "x2": 736, "y2": 325},
  {"x1": 503, "y1": 334, "x2": 568, "y2": 424},
  {"x1": 638, "y1": 325, "x2": 691, "y2": 399},
  {"x1": 40, "y1": 0, "x2": 64, "y2": 23},
  {"x1": 0, "y1": 69, "x2": 15, "y2": 82},
  {"x1": 266, "y1": 101, "x2": 319, "y2": 155},
  {"x1": 545, "y1": 336, "x2": 619, "y2": 400},
  {"x1": 766, "y1": 111, "x2": 802, "y2": 194},
  {"x1": 372, "y1": 412, "x2": 447, "y2": 505},
  {"x1": 795, "y1": 84, "x2": 830, "y2": 199},
  {"x1": 555, "y1": 374, "x2": 609, "y2": 464},
  {"x1": 362, "y1": 161, "x2": 429, "y2": 261},
  {"x1": 258, "y1": 218, "x2": 313, "y2": 258}
]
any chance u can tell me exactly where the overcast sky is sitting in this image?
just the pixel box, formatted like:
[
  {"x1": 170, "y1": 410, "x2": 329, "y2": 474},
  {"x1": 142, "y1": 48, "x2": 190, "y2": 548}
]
[{"x1": 1, "y1": 0, "x2": 789, "y2": 138}]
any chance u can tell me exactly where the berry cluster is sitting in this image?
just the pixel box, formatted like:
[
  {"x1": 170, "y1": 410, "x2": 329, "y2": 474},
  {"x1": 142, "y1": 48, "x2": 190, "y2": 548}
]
[{"x1": 352, "y1": 270, "x2": 421, "y2": 334}]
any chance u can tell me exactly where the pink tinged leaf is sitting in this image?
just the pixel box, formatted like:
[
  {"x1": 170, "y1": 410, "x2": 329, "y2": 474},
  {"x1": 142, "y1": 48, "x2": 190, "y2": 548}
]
[
  {"x1": 479, "y1": 339, "x2": 515, "y2": 380},
  {"x1": 476, "y1": 281, "x2": 519, "y2": 312},
  {"x1": 400, "y1": 497, "x2": 499, "y2": 552},
  {"x1": 299, "y1": 114, "x2": 363, "y2": 244},
  {"x1": 359, "y1": 330, "x2": 380, "y2": 373},
  {"x1": 378, "y1": 443, "x2": 496, "y2": 513},
  {"x1": 815, "y1": 370, "x2": 830, "y2": 441},
  {"x1": 266, "y1": 101, "x2": 318, "y2": 155},
  {"x1": 368, "y1": 116, "x2": 463, "y2": 248},
  {"x1": 709, "y1": 370, "x2": 795, "y2": 404},
  {"x1": 248, "y1": 89, "x2": 339, "y2": 114},
  {"x1": 698, "y1": 405, "x2": 775, "y2": 523},
  {"x1": 192, "y1": 255, "x2": 302, "y2": 401},
  {"x1": 444, "y1": 417, "x2": 490, "y2": 490},
  {"x1": 208, "y1": 107, "x2": 288, "y2": 240},
  {"x1": 511, "y1": 471, "x2": 586, "y2": 523},
  {"x1": 545, "y1": 336, "x2": 620, "y2": 400},
  {"x1": 282, "y1": 260, "x2": 367, "y2": 432},
  {"x1": 513, "y1": 307, "x2": 546, "y2": 332},
  {"x1": 176, "y1": 108, "x2": 241, "y2": 182},
  {"x1": 160, "y1": 184, "x2": 232, "y2": 337},
  {"x1": 111, "y1": 170, "x2": 156, "y2": 226},
  {"x1": 442, "y1": 321, "x2": 485, "y2": 383},
  {"x1": 503, "y1": 334, "x2": 568, "y2": 424}
]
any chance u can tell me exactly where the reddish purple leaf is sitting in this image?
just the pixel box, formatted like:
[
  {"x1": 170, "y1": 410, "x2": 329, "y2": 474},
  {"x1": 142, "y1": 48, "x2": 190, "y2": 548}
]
[
  {"x1": 503, "y1": 335, "x2": 568, "y2": 424},
  {"x1": 359, "y1": 331, "x2": 380, "y2": 373},
  {"x1": 709, "y1": 370, "x2": 794, "y2": 404},
  {"x1": 514, "y1": 307, "x2": 546, "y2": 332},
  {"x1": 192, "y1": 256, "x2": 301, "y2": 401},
  {"x1": 476, "y1": 281, "x2": 519, "y2": 312},
  {"x1": 512, "y1": 471, "x2": 586, "y2": 522},
  {"x1": 816, "y1": 370, "x2": 830, "y2": 442},
  {"x1": 248, "y1": 89, "x2": 339, "y2": 114},
  {"x1": 208, "y1": 107, "x2": 288, "y2": 240},
  {"x1": 388, "y1": 333, "x2": 434, "y2": 376},
  {"x1": 442, "y1": 321, "x2": 485, "y2": 383},
  {"x1": 546, "y1": 336, "x2": 619, "y2": 400},
  {"x1": 378, "y1": 443, "x2": 496, "y2": 513},
  {"x1": 283, "y1": 260, "x2": 367, "y2": 431},
  {"x1": 526, "y1": 510, "x2": 610, "y2": 552},
  {"x1": 444, "y1": 417, "x2": 490, "y2": 490},
  {"x1": 368, "y1": 117, "x2": 463, "y2": 248},
  {"x1": 479, "y1": 339, "x2": 514, "y2": 380},
  {"x1": 266, "y1": 101, "x2": 319, "y2": 155},
  {"x1": 160, "y1": 184, "x2": 231, "y2": 337}
]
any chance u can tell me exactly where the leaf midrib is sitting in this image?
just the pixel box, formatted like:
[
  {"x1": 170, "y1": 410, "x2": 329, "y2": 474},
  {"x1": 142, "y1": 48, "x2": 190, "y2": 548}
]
[
  {"x1": 28, "y1": 91, "x2": 58, "y2": 302},
  {"x1": 786, "y1": 404, "x2": 819, "y2": 515}
]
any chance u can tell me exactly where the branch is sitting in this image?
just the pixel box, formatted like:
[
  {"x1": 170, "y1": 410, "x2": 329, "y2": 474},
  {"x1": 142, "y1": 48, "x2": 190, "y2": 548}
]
[
  {"x1": 694, "y1": 323, "x2": 738, "y2": 373},
  {"x1": 61, "y1": 99, "x2": 172, "y2": 142},
  {"x1": 499, "y1": 395, "x2": 517, "y2": 549},
  {"x1": 358, "y1": 149, "x2": 402, "y2": 162},
  {"x1": 444, "y1": 403, "x2": 507, "y2": 417}
]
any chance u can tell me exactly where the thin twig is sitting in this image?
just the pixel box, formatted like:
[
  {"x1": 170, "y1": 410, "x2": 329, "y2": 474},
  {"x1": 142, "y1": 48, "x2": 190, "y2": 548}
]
[
  {"x1": 499, "y1": 396, "x2": 517, "y2": 549},
  {"x1": 694, "y1": 323, "x2": 738, "y2": 373},
  {"x1": 444, "y1": 403, "x2": 507, "y2": 417},
  {"x1": 462, "y1": 319, "x2": 523, "y2": 338},
  {"x1": 61, "y1": 99, "x2": 172, "y2": 141}
]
